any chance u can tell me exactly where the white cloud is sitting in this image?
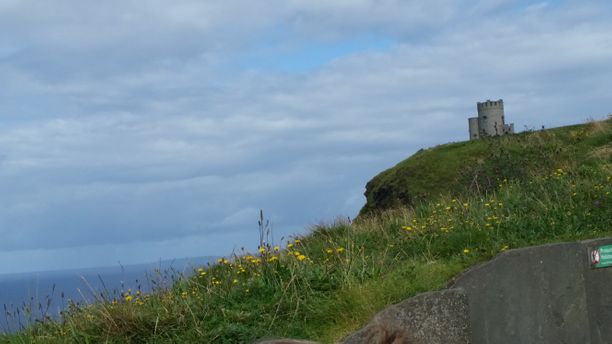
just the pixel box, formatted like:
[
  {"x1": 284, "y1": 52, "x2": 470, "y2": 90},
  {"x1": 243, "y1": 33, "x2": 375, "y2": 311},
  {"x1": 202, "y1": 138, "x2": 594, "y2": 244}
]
[{"x1": 0, "y1": 0, "x2": 611, "y2": 272}]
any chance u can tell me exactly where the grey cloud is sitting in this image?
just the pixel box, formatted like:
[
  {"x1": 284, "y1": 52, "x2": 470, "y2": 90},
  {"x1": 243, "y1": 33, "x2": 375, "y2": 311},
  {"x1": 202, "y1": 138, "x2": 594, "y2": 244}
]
[
  {"x1": 0, "y1": 1, "x2": 611, "y2": 272},
  {"x1": 0, "y1": 0, "x2": 465, "y2": 82},
  {"x1": 284, "y1": 0, "x2": 459, "y2": 39}
]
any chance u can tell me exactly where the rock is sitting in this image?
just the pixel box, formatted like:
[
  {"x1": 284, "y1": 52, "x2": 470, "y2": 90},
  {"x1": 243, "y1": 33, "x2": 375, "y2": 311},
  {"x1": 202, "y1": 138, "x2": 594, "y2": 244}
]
[{"x1": 342, "y1": 288, "x2": 470, "y2": 344}]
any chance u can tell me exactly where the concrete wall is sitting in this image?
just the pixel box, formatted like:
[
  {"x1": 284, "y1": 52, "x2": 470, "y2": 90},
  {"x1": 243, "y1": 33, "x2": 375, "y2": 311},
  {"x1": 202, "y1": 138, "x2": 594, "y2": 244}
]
[
  {"x1": 342, "y1": 237, "x2": 612, "y2": 344},
  {"x1": 453, "y1": 238, "x2": 612, "y2": 344}
]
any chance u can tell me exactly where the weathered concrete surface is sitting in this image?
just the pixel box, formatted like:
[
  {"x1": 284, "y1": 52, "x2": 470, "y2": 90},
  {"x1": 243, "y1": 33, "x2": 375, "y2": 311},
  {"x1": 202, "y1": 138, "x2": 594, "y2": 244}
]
[
  {"x1": 451, "y1": 237, "x2": 612, "y2": 344},
  {"x1": 581, "y1": 238, "x2": 612, "y2": 344},
  {"x1": 452, "y1": 242, "x2": 589, "y2": 344},
  {"x1": 342, "y1": 289, "x2": 470, "y2": 344}
]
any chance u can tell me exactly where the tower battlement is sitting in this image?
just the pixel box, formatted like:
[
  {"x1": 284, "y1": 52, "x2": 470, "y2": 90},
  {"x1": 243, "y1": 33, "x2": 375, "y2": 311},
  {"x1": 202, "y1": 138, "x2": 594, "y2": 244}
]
[{"x1": 477, "y1": 99, "x2": 504, "y2": 111}]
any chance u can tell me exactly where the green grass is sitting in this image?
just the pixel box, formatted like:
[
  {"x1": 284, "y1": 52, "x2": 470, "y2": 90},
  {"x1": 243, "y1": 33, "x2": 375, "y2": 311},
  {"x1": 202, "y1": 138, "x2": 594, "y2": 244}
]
[
  {"x1": 360, "y1": 118, "x2": 611, "y2": 214},
  {"x1": 2, "y1": 119, "x2": 610, "y2": 343}
]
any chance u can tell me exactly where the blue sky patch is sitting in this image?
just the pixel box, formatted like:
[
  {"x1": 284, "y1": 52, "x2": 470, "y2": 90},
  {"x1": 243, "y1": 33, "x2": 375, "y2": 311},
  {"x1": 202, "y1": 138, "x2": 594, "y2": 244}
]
[{"x1": 239, "y1": 34, "x2": 395, "y2": 73}]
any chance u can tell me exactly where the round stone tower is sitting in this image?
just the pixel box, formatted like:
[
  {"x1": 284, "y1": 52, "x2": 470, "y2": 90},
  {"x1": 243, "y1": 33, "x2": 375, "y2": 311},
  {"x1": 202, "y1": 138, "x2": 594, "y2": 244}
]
[
  {"x1": 477, "y1": 99, "x2": 505, "y2": 137},
  {"x1": 468, "y1": 117, "x2": 480, "y2": 140}
]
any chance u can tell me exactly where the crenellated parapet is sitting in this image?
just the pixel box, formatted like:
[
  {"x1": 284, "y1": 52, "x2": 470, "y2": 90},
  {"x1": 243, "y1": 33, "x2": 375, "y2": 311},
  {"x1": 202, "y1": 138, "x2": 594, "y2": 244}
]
[{"x1": 476, "y1": 99, "x2": 504, "y2": 111}]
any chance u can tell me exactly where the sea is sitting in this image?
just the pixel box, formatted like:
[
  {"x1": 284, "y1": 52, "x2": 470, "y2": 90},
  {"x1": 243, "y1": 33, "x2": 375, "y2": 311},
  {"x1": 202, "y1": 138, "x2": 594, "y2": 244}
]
[{"x1": 0, "y1": 256, "x2": 216, "y2": 334}]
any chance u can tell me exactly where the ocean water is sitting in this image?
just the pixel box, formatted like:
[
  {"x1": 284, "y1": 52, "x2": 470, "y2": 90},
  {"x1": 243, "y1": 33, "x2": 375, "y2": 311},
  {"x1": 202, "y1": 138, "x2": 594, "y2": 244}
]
[{"x1": 0, "y1": 256, "x2": 215, "y2": 334}]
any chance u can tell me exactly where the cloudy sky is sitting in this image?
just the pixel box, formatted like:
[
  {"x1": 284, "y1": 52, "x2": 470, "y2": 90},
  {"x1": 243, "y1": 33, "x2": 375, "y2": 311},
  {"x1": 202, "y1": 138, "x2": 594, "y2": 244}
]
[{"x1": 0, "y1": 0, "x2": 610, "y2": 274}]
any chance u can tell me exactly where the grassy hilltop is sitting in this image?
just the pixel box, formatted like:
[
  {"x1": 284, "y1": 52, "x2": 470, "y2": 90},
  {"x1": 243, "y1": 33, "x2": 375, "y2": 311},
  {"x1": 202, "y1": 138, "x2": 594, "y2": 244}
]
[
  {"x1": 2, "y1": 118, "x2": 611, "y2": 343},
  {"x1": 361, "y1": 119, "x2": 611, "y2": 214}
]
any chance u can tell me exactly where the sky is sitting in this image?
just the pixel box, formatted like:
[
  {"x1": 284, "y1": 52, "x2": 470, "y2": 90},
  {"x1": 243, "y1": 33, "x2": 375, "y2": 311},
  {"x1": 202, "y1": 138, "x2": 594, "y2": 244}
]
[{"x1": 0, "y1": 0, "x2": 611, "y2": 274}]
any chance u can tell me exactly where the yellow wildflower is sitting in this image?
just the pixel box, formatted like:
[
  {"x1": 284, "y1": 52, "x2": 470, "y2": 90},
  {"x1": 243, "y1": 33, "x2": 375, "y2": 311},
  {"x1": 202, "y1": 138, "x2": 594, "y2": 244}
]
[{"x1": 267, "y1": 256, "x2": 279, "y2": 263}]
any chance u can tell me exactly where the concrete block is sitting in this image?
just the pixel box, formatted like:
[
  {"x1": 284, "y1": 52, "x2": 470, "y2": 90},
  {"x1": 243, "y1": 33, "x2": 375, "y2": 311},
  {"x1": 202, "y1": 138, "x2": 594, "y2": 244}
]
[
  {"x1": 452, "y1": 242, "x2": 591, "y2": 344},
  {"x1": 581, "y1": 238, "x2": 612, "y2": 344}
]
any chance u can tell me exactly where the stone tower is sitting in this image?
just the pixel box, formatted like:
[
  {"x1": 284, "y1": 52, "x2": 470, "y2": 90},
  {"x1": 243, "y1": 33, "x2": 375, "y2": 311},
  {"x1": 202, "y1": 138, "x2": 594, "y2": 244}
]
[{"x1": 468, "y1": 99, "x2": 514, "y2": 140}]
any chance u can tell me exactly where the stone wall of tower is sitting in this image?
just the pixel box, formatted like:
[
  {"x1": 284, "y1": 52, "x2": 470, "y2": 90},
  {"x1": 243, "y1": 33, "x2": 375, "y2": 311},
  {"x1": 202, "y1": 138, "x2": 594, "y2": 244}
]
[
  {"x1": 468, "y1": 117, "x2": 480, "y2": 140},
  {"x1": 477, "y1": 99, "x2": 505, "y2": 137}
]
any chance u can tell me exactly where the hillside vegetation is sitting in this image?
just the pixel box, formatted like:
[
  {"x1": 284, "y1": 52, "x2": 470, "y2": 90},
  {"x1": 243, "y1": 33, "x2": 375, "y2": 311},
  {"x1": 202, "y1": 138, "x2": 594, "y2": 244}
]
[
  {"x1": 2, "y1": 118, "x2": 611, "y2": 343},
  {"x1": 361, "y1": 119, "x2": 611, "y2": 214}
]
